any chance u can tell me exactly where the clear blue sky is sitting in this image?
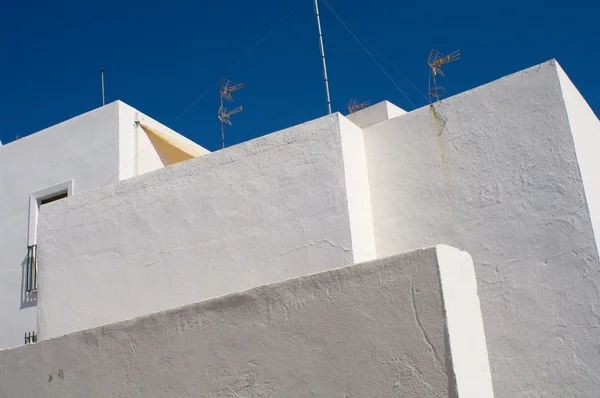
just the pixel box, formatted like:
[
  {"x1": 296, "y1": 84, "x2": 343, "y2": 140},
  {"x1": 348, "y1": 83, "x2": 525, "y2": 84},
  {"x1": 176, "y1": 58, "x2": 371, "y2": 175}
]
[{"x1": 0, "y1": 0, "x2": 597, "y2": 150}]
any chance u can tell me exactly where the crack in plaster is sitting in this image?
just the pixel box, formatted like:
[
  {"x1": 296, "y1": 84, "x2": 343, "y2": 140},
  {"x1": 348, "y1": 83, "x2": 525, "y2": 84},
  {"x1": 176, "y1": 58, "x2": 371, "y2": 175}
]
[
  {"x1": 224, "y1": 248, "x2": 254, "y2": 276},
  {"x1": 278, "y1": 239, "x2": 352, "y2": 257},
  {"x1": 411, "y1": 282, "x2": 444, "y2": 369},
  {"x1": 574, "y1": 353, "x2": 600, "y2": 379},
  {"x1": 555, "y1": 323, "x2": 600, "y2": 330},
  {"x1": 540, "y1": 202, "x2": 588, "y2": 227}
]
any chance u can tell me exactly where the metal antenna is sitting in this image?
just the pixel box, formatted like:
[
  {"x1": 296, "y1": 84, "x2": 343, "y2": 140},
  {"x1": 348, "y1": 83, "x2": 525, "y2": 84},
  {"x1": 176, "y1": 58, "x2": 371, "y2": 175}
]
[
  {"x1": 348, "y1": 98, "x2": 371, "y2": 114},
  {"x1": 218, "y1": 78, "x2": 244, "y2": 149},
  {"x1": 313, "y1": 0, "x2": 332, "y2": 114},
  {"x1": 100, "y1": 68, "x2": 105, "y2": 106},
  {"x1": 427, "y1": 49, "x2": 460, "y2": 103}
]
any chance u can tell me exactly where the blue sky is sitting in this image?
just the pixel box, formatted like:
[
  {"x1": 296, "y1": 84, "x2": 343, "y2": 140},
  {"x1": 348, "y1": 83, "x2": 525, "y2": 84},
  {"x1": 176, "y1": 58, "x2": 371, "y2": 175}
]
[{"x1": 0, "y1": 0, "x2": 597, "y2": 150}]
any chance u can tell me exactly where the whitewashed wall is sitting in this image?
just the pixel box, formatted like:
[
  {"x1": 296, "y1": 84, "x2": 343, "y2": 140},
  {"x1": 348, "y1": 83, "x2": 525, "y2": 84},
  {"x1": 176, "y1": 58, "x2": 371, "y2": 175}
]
[
  {"x1": 37, "y1": 113, "x2": 374, "y2": 340},
  {"x1": 339, "y1": 116, "x2": 376, "y2": 262},
  {"x1": 0, "y1": 101, "x2": 208, "y2": 350},
  {"x1": 364, "y1": 60, "x2": 600, "y2": 397},
  {"x1": 557, "y1": 65, "x2": 600, "y2": 257},
  {"x1": 0, "y1": 103, "x2": 120, "y2": 349},
  {"x1": 0, "y1": 247, "x2": 493, "y2": 398}
]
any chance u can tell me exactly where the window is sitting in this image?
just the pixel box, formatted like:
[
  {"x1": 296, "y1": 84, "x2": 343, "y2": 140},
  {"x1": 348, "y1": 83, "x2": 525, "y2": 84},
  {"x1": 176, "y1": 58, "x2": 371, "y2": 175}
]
[
  {"x1": 40, "y1": 191, "x2": 68, "y2": 205},
  {"x1": 28, "y1": 180, "x2": 74, "y2": 246},
  {"x1": 26, "y1": 180, "x2": 74, "y2": 294},
  {"x1": 26, "y1": 244, "x2": 37, "y2": 293}
]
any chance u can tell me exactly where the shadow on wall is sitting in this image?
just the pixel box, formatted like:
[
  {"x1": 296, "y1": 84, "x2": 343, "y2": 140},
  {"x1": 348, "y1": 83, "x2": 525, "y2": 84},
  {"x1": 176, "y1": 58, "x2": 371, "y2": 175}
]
[{"x1": 20, "y1": 254, "x2": 37, "y2": 309}]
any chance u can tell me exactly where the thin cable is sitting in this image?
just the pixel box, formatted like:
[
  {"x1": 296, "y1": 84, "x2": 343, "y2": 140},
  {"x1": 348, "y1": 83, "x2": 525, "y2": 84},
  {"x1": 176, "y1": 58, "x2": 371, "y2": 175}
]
[
  {"x1": 318, "y1": 2, "x2": 428, "y2": 102},
  {"x1": 428, "y1": 69, "x2": 433, "y2": 105},
  {"x1": 102, "y1": 0, "x2": 306, "y2": 186},
  {"x1": 353, "y1": 30, "x2": 430, "y2": 103},
  {"x1": 321, "y1": 0, "x2": 416, "y2": 108},
  {"x1": 170, "y1": 0, "x2": 306, "y2": 126}
]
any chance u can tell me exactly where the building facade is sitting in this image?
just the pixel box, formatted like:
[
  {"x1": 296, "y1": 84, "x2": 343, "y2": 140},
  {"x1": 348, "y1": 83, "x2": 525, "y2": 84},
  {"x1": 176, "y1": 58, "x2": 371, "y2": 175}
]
[
  {"x1": 0, "y1": 59, "x2": 599, "y2": 397},
  {"x1": 0, "y1": 101, "x2": 208, "y2": 349}
]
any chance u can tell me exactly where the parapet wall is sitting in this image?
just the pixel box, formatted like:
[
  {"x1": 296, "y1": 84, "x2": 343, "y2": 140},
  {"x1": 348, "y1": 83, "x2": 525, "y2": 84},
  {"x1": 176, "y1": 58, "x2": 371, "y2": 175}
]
[
  {"x1": 0, "y1": 246, "x2": 493, "y2": 398},
  {"x1": 36, "y1": 113, "x2": 375, "y2": 340}
]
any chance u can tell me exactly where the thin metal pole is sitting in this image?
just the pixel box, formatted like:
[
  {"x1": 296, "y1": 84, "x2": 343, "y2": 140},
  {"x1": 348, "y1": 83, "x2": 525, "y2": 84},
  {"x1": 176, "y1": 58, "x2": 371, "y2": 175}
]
[
  {"x1": 221, "y1": 96, "x2": 225, "y2": 149},
  {"x1": 100, "y1": 68, "x2": 105, "y2": 106},
  {"x1": 26, "y1": 246, "x2": 31, "y2": 292},
  {"x1": 313, "y1": 0, "x2": 332, "y2": 114}
]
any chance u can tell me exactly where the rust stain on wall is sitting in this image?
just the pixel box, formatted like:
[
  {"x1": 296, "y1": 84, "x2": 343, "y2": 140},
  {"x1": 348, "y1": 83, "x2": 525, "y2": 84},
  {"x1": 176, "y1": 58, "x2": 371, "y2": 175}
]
[{"x1": 429, "y1": 105, "x2": 452, "y2": 194}]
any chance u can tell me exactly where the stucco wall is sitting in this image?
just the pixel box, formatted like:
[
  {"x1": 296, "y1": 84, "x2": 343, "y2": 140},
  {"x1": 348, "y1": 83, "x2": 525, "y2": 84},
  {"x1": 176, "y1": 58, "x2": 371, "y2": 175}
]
[
  {"x1": 0, "y1": 247, "x2": 493, "y2": 398},
  {"x1": 0, "y1": 103, "x2": 121, "y2": 349},
  {"x1": 364, "y1": 60, "x2": 600, "y2": 397},
  {"x1": 37, "y1": 113, "x2": 370, "y2": 340},
  {"x1": 557, "y1": 65, "x2": 600, "y2": 257}
]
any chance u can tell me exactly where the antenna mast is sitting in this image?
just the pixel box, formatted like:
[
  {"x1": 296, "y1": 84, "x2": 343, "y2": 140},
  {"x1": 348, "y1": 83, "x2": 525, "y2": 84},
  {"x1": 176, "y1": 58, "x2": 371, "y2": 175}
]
[
  {"x1": 100, "y1": 68, "x2": 105, "y2": 106},
  {"x1": 348, "y1": 98, "x2": 370, "y2": 114},
  {"x1": 218, "y1": 78, "x2": 244, "y2": 149},
  {"x1": 427, "y1": 49, "x2": 460, "y2": 103},
  {"x1": 313, "y1": 0, "x2": 332, "y2": 114}
]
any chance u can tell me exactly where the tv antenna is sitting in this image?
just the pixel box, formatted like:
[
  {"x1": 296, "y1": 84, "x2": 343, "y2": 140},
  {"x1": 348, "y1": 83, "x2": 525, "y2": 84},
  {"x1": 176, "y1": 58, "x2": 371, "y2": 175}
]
[
  {"x1": 218, "y1": 78, "x2": 244, "y2": 149},
  {"x1": 218, "y1": 106, "x2": 243, "y2": 125},
  {"x1": 100, "y1": 68, "x2": 105, "y2": 106},
  {"x1": 348, "y1": 98, "x2": 371, "y2": 114},
  {"x1": 428, "y1": 49, "x2": 460, "y2": 103}
]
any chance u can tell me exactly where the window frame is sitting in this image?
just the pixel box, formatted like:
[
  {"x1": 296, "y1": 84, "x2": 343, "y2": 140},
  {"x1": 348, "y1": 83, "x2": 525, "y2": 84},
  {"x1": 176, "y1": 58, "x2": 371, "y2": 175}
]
[{"x1": 27, "y1": 180, "x2": 74, "y2": 246}]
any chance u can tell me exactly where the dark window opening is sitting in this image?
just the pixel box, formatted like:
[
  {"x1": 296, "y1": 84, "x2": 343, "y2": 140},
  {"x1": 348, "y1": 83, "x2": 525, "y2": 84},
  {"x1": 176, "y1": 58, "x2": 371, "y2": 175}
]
[
  {"x1": 26, "y1": 244, "x2": 37, "y2": 292},
  {"x1": 40, "y1": 191, "x2": 68, "y2": 205}
]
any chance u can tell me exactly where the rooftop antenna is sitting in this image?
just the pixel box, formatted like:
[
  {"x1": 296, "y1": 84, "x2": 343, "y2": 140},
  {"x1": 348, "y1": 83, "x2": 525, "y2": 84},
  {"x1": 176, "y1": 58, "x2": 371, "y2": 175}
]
[
  {"x1": 218, "y1": 78, "x2": 244, "y2": 149},
  {"x1": 348, "y1": 98, "x2": 371, "y2": 114},
  {"x1": 313, "y1": 0, "x2": 332, "y2": 115},
  {"x1": 427, "y1": 49, "x2": 460, "y2": 103},
  {"x1": 100, "y1": 68, "x2": 105, "y2": 106}
]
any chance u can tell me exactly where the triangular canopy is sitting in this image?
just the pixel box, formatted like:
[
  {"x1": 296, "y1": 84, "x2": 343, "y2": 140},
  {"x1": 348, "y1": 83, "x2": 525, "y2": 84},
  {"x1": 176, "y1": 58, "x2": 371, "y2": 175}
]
[{"x1": 139, "y1": 123, "x2": 204, "y2": 166}]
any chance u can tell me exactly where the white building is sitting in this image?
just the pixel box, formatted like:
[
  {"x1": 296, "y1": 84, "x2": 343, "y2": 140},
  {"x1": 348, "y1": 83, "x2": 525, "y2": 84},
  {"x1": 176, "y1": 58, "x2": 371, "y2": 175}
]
[
  {"x1": 0, "y1": 101, "x2": 208, "y2": 349},
  {"x1": 0, "y1": 59, "x2": 599, "y2": 397}
]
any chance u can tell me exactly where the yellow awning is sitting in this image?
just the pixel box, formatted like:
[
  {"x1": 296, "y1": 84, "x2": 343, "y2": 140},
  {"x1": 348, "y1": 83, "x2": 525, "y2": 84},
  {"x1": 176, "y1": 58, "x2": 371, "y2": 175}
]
[{"x1": 139, "y1": 123, "x2": 205, "y2": 166}]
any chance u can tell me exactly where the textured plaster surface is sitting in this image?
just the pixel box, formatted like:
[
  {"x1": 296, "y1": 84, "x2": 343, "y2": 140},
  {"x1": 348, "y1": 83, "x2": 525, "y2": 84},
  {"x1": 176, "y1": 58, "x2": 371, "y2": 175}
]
[
  {"x1": 364, "y1": 60, "x2": 600, "y2": 397},
  {"x1": 0, "y1": 101, "x2": 204, "y2": 349},
  {"x1": 0, "y1": 103, "x2": 120, "y2": 349},
  {"x1": 37, "y1": 114, "x2": 363, "y2": 339},
  {"x1": 557, "y1": 65, "x2": 600, "y2": 257},
  {"x1": 346, "y1": 100, "x2": 406, "y2": 128},
  {"x1": 0, "y1": 247, "x2": 493, "y2": 398}
]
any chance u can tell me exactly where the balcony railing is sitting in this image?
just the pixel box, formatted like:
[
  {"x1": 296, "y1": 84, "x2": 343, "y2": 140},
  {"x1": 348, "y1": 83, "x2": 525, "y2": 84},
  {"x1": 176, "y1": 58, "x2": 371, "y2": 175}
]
[{"x1": 26, "y1": 244, "x2": 37, "y2": 293}]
